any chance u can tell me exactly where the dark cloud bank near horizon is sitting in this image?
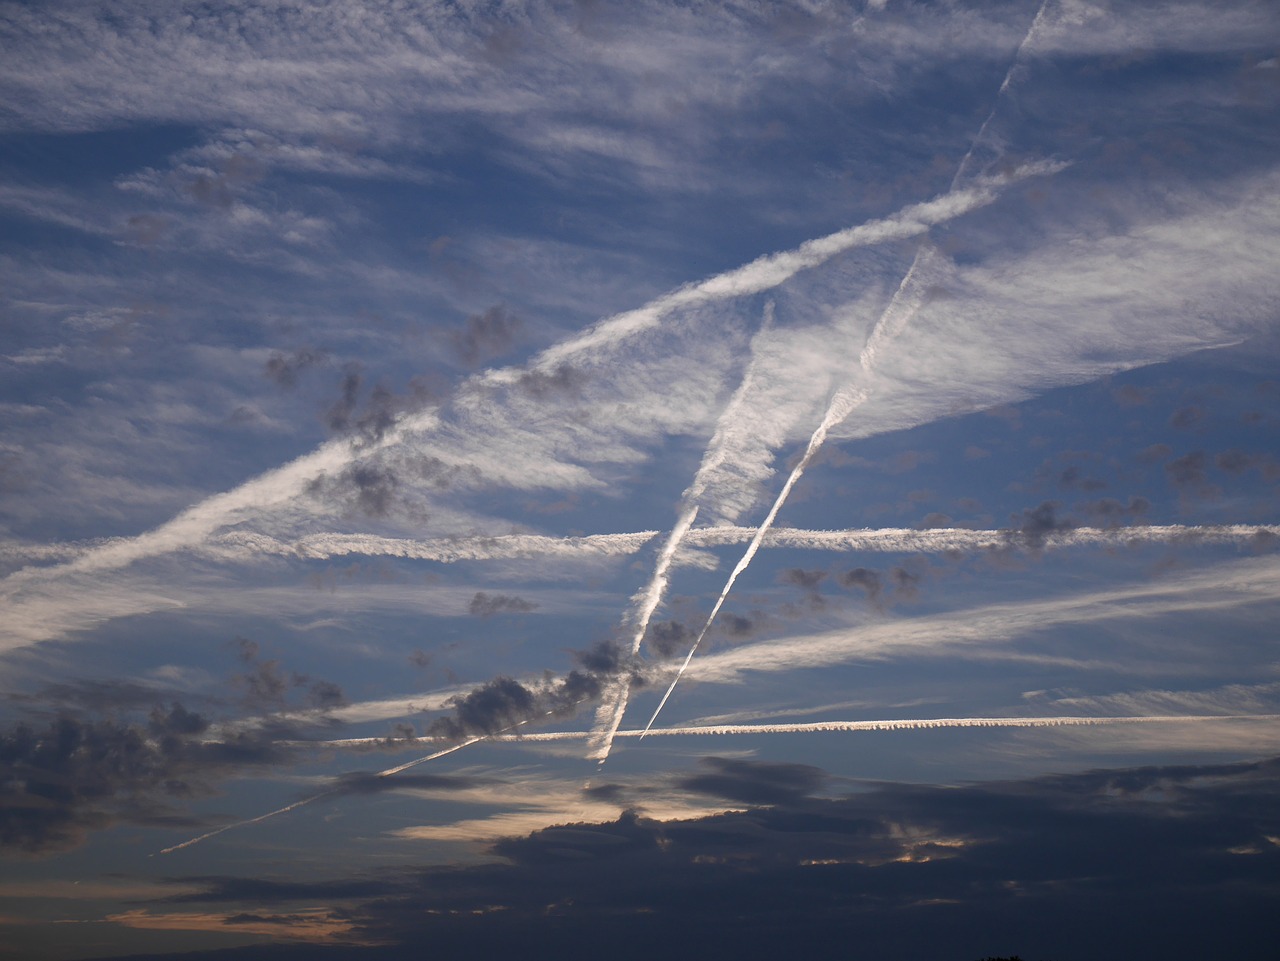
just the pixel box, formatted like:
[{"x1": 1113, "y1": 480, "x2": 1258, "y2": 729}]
[{"x1": 78, "y1": 753, "x2": 1280, "y2": 961}]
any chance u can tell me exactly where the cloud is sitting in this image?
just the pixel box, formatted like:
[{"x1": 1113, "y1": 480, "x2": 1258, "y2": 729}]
[
  {"x1": 676, "y1": 755, "x2": 828, "y2": 806},
  {"x1": 1010, "y1": 500, "x2": 1076, "y2": 550},
  {"x1": 685, "y1": 553, "x2": 1280, "y2": 688},
  {"x1": 0, "y1": 705, "x2": 293, "y2": 856},
  {"x1": 146, "y1": 753, "x2": 1280, "y2": 959},
  {"x1": 467, "y1": 592, "x2": 539, "y2": 618},
  {"x1": 264, "y1": 347, "x2": 329, "y2": 389},
  {"x1": 447, "y1": 306, "x2": 523, "y2": 367}
]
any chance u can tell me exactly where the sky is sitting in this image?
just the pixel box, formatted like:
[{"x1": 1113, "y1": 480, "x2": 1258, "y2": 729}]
[{"x1": 1, "y1": 0, "x2": 1278, "y2": 958}]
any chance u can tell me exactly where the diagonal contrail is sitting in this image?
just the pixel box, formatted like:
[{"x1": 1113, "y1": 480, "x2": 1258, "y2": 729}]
[
  {"x1": 586, "y1": 304, "x2": 777, "y2": 763},
  {"x1": 156, "y1": 712, "x2": 553, "y2": 855},
  {"x1": 639, "y1": 0, "x2": 1056, "y2": 738},
  {"x1": 640, "y1": 252, "x2": 935, "y2": 737}
]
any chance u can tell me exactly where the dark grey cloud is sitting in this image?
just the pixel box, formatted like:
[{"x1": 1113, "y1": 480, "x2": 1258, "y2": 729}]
[
  {"x1": 1165, "y1": 450, "x2": 1221, "y2": 501},
  {"x1": 840, "y1": 566, "x2": 882, "y2": 595},
  {"x1": 676, "y1": 756, "x2": 828, "y2": 806},
  {"x1": 229, "y1": 637, "x2": 345, "y2": 712},
  {"x1": 18, "y1": 678, "x2": 189, "y2": 714},
  {"x1": 838, "y1": 565, "x2": 920, "y2": 609},
  {"x1": 467, "y1": 592, "x2": 539, "y2": 617},
  {"x1": 1216, "y1": 448, "x2": 1279, "y2": 480},
  {"x1": 0, "y1": 705, "x2": 293, "y2": 856},
  {"x1": 306, "y1": 463, "x2": 400, "y2": 518},
  {"x1": 1112, "y1": 384, "x2": 1152, "y2": 407},
  {"x1": 1056, "y1": 464, "x2": 1107, "y2": 492},
  {"x1": 321, "y1": 367, "x2": 423, "y2": 446},
  {"x1": 647, "y1": 619, "x2": 690, "y2": 659},
  {"x1": 424, "y1": 671, "x2": 602, "y2": 740},
  {"x1": 448, "y1": 306, "x2": 522, "y2": 367},
  {"x1": 264, "y1": 347, "x2": 328, "y2": 389},
  {"x1": 573, "y1": 639, "x2": 624, "y2": 674},
  {"x1": 1169, "y1": 405, "x2": 1205, "y2": 430},
  {"x1": 1136, "y1": 442, "x2": 1173, "y2": 465},
  {"x1": 136, "y1": 755, "x2": 1280, "y2": 961},
  {"x1": 514, "y1": 362, "x2": 588, "y2": 399},
  {"x1": 1009, "y1": 500, "x2": 1075, "y2": 550},
  {"x1": 780, "y1": 568, "x2": 826, "y2": 591},
  {"x1": 324, "y1": 364, "x2": 364, "y2": 433},
  {"x1": 1076, "y1": 495, "x2": 1151, "y2": 528}
]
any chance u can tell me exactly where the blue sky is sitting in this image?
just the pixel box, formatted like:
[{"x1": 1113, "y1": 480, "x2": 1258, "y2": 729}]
[{"x1": 1, "y1": 1, "x2": 1279, "y2": 958}]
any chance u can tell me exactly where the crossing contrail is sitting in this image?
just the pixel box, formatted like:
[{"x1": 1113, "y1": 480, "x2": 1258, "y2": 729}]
[
  {"x1": 637, "y1": 0, "x2": 1058, "y2": 739},
  {"x1": 640, "y1": 252, "x2": 937, "y2": 738},
  {"x1": 588, "y1": 305, "x2": 777, "y2": 763}
]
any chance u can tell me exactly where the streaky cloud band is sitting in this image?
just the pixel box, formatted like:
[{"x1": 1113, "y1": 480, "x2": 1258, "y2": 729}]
[{"x1": 209, "y1": 524, "x2": 1279, "y2": 563}]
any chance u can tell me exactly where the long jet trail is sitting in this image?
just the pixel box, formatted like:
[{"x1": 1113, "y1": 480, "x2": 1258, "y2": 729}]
[
  {"x1": 157, "y1": 713, "x2": 554, "y2": 855},
  {"x1": 587, "y1": 306, "x2": 776, "y2": 763},
  {"x1": 640, "y1": 254, "x2": 934, "y2": 737},
  {"x1": 218, "y1": 523, "x2": 1279, "y2": 564},
  {"x1": 313, "y1": 714, "x2": 1280, "y2": 750},
  {"x1": 639, "y1": 0, "x2": 1055, "y2": 738}
]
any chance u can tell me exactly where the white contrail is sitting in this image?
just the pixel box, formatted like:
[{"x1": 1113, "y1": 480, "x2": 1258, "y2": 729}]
[
  {"x1": 640, "y1": 252, "x2": 937, "y2": 737},
  {"x1": 305, "y1": 713, "x2": 1280, "y2": 749},
  {"x1": 525, "y1": 163, "x2": 1064, "y2": 373},
  {"x1": 588, "y1": 305, "x2": 778, "y2": 763},
  {"x1": 950, "y1": 0, "x2": 1053, "y2": 189},
  {"x1": 157, "y1": 710, "x2": 562, "y2": 855},
  {"x1": 637, "y1": 0, "x2": 1059, "y2": 738},
  {"x1": 209, "y1": 524, "x2": 1278, "y2": 564},
  {"x1": 156, "y1": 738, "x2": 482, "y2": 856}
]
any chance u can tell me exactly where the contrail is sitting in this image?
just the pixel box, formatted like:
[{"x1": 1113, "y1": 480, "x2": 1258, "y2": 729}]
[
  {"x1": 157, "y1": 712, "x2": 552, "y2": 855},
  {"x1": 525, "y1": 163, "x2": 1063, "y2": 373},
  {"x1": 210, "y1": 524, "x2": 1278, "y2": 564},
  {"x1": 156, "y1": 738, "x2": 482, "y2": 855},
  {"x1": 587, "y1": 304, "x2": 777, "y2": 763},
  {"x1": 638, "y1": 0, "x2": 1057, "y2": 738},
  {"x1": 640, "y1": 253, "x2": 936, "y2": 737},
  {"x1": 305, "y1": 713, "x2": 1280, "y2": 749}
]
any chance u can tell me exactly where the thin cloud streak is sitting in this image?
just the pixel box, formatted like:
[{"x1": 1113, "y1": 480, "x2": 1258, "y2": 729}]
[
  {"x1": 688, "y1": 554, "x2": 1280, "y2": 687},
  {"x1": 209, "y1": 524, "x2": 1280, "y2": 563}
]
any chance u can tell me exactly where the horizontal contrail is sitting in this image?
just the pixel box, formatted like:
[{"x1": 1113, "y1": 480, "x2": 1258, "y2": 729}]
[
  {"x1": 208, "y1": 524, "x2": 1279, "y2": 563},
  {"x1": 300, "y1": 713, "x2": 1280, "y2": 749}
]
